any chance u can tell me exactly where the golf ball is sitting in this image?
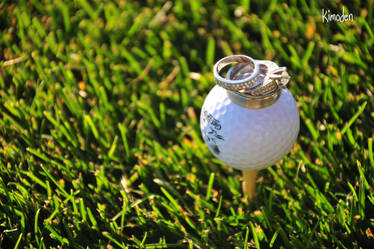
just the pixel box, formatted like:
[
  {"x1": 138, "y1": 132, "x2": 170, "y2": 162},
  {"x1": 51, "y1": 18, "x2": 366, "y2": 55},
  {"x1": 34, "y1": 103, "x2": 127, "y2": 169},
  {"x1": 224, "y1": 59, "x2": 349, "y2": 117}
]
[{"x1": 200, "y1": 85, "x2": 300, "y2": 170}]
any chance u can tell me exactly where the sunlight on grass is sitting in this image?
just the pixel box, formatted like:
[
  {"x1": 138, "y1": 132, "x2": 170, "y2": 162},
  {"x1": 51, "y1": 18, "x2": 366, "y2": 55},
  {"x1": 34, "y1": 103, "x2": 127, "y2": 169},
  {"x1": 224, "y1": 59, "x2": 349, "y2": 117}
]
[{"x1": 0, "y1": 0, "x2": 373, "y2": 248}]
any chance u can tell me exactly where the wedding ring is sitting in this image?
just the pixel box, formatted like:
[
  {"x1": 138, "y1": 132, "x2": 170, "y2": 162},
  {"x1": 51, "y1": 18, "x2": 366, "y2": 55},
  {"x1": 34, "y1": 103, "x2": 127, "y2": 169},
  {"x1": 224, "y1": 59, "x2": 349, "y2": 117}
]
[
  {"x1": 226, "y1": 89, "x2": 282, "y2": 109},
  {"x1": 229, "y1": 60, "x2": 269, "y2": 91},
  {"x1": 225, "y1": 60, "x2": 287, "y2": 109},
  {"x1": 214, "y1": 55, "x2": 260, "y2": 91}
]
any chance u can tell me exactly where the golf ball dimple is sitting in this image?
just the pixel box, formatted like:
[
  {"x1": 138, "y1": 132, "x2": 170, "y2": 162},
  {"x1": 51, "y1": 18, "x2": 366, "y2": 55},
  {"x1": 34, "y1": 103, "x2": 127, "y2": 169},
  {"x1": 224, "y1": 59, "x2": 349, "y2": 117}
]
[{"x1": 200, "y1": 85, "x2": 300, "y2": 170}]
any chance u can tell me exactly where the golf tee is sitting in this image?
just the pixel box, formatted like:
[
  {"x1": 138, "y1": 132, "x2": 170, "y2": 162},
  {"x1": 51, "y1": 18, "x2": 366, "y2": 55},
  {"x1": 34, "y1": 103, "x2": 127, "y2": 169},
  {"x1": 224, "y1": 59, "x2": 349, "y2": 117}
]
[{"x1": 242, "y1": 169, "x2": 258, "y2": 200}]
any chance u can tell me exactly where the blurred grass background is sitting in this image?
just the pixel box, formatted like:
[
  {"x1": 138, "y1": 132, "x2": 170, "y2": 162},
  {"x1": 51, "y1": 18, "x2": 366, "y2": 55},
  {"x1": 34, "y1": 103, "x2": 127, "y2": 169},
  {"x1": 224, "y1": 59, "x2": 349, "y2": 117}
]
[{"x1": 0, "y1": 0, "x2": 374, "y2": 248}]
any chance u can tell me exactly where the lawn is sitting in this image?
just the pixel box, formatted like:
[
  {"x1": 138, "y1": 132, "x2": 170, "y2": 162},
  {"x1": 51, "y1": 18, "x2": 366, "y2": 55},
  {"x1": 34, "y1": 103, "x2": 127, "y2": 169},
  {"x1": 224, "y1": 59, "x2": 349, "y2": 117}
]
[{"x1": 1, "y1": 0, "x2": 374, "y2": 248}]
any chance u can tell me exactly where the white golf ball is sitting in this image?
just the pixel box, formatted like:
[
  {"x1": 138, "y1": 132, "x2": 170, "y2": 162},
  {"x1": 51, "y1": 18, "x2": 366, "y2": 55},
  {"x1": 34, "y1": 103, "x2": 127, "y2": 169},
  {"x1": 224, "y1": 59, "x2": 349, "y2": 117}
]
[{"x1": 200, "y1": 85, "x2": 300, "y2": 170}]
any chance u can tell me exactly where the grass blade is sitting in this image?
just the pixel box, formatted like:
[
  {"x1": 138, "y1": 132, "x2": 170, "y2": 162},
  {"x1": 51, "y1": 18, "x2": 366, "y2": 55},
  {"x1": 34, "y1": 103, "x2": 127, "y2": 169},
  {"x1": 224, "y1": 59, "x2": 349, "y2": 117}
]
[{"x1": 341, "y1": 101, "x2": 367, "y2": 135}]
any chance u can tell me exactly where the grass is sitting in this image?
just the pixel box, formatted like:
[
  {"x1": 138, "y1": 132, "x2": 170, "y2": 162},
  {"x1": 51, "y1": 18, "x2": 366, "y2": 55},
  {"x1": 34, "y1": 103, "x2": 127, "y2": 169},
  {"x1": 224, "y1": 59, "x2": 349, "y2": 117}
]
[{"x1": 0, "y1": 0, "x2": 374, "y2": 248}]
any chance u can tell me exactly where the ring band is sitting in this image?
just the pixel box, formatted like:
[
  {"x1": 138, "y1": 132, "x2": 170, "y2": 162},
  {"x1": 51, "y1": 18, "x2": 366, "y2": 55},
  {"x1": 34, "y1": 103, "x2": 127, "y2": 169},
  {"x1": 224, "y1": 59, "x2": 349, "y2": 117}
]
[
  {"x1": 245, "y1": 60, "x2": 280, "y2": 96},
  {"x1": 228, "y1": 60, "x2": 269, "y2": 92},
  {"x1": 225, "y1": 60, "x2": 283, "y2": 109},
  {"x1": 214, "y1": 55, "x2": 259, "y2": 91}
]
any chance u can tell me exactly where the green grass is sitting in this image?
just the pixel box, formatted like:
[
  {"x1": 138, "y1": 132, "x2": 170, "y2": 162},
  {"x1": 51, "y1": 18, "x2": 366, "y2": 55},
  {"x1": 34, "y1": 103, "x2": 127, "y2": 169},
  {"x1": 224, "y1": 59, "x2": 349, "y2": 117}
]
[{"x1": 1, "y1": 0, "x2": 374, "y2": 248}]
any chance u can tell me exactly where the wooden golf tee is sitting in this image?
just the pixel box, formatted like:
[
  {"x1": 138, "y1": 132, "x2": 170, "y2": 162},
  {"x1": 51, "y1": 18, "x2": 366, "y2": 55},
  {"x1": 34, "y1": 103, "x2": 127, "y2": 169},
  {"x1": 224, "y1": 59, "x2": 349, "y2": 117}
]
[{"x1": 242, "y1": 169, "x2": 258, "y2": 200}]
